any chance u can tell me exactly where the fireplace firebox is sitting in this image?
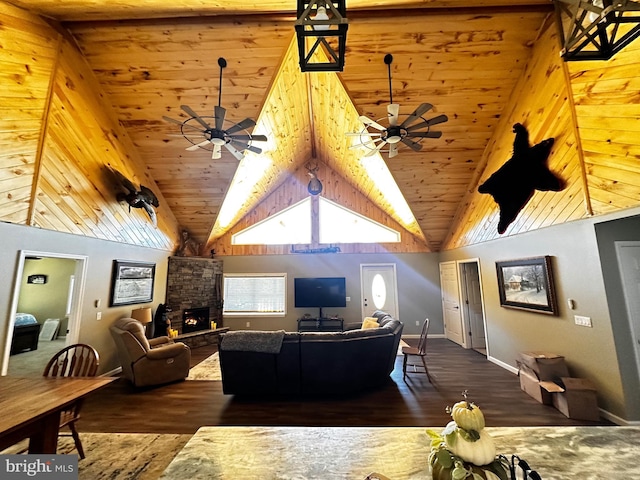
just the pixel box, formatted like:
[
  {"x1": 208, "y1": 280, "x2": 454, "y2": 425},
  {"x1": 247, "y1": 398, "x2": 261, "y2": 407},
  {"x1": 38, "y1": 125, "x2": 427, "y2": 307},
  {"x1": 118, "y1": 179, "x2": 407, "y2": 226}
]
[{"x1": 182, "y1": 307, "x2": 210, "y2": 334}]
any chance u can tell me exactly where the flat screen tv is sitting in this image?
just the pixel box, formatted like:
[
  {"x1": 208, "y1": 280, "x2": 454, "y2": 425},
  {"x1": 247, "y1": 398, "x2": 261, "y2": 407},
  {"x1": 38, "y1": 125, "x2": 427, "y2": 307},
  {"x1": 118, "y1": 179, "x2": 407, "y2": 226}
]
[{"x1": 294, "y1": 277, "x2": 346, "y2": 318}]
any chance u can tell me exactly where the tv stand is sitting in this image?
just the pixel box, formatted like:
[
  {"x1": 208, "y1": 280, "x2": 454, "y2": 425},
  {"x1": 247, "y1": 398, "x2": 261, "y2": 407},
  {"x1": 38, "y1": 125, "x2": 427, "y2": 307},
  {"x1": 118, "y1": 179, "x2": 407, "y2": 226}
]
[{"x1": 297, "y1": 316, "x2": 344, "y2": 332}]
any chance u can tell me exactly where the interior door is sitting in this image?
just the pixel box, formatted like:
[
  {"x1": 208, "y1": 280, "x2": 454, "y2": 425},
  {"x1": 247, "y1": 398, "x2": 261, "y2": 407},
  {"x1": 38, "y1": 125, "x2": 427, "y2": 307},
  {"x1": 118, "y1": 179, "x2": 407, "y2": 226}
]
[
  {"x1": 360, "y1": 264, "x2": 399, "y2": 319},
  {"x1": 462, "y1": 262, "x2": 486, "y2": 351},
  {"x1": 440, "y1": 261, "x2": 465, "y2": 347},
  {"x1": 615, "y1": 241, "x2": 640, "y2": 381}
]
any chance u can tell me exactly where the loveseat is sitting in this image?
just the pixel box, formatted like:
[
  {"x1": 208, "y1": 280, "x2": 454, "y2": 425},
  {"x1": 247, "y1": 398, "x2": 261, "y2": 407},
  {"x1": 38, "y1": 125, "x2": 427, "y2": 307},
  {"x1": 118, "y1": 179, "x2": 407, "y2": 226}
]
[{"x1": 218, "y1": 310, "x2": 403, "y2": 395}]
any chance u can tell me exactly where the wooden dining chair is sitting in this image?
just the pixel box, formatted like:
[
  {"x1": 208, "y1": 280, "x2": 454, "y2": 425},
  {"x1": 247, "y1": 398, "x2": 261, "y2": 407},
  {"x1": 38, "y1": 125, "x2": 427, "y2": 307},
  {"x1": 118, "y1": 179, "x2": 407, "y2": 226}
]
[
  {"x1": 402, "y1": 318, "x2": 432, "y2": 383},
  {"x1": 43, "y1": 343, "x2": 99, "y2": 459}
]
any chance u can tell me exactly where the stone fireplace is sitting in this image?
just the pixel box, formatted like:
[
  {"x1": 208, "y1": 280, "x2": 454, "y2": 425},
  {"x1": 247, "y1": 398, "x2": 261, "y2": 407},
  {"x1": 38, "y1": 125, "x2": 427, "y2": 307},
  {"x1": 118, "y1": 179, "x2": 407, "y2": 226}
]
[{"x1": 165, "y1": 256, "x2": 223, "y2": 334}]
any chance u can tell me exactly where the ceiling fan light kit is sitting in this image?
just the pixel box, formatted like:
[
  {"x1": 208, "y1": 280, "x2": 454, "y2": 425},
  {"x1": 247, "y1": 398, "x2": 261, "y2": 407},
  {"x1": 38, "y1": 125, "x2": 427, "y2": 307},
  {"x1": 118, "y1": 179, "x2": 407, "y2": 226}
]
[
  {"x1": 295, "y1": 0, "x2": 349, "y2": 72},
  {"x1": 163, "y1": 57, "x2": 267, "y2": 160},
  {"x1": 349, "y1": 54, "x2": 448, "y2": 159},
  {"x1": 553, "y1": 0, "x2": 640, "y2": 60}
]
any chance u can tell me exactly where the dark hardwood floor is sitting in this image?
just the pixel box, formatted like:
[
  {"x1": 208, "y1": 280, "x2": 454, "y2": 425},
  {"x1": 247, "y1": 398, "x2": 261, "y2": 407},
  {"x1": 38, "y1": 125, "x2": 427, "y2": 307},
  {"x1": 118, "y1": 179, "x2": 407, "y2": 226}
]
[{"x1": 79, "y1": 338, "x2": 613, "y2": 434}]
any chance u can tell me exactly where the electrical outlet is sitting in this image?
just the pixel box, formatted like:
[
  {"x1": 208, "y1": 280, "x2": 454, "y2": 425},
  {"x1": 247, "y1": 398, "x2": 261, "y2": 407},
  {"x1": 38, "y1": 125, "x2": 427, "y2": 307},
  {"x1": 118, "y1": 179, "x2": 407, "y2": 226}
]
[
  {"x1": 246, "y1": 321, "x2": 250, "y2": 328},
  {"x1": 96, "y1": 311, "x2": 102, "y2": 321},
  {"x1": 416, "y1": 321, "x2": 420, "y2": 326},
  {"x1": 574, "y1": 315, "x2": 592, "y2": 327}
]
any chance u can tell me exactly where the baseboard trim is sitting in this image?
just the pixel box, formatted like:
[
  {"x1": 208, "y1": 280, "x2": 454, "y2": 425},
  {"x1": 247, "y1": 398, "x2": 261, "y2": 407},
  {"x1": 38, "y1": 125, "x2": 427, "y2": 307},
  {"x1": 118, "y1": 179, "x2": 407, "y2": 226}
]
[
  {"x1": 102, "y1": 367, "x2": 122, "y2": 377},
  {"x1": 488, "y1": 355, "x2": 519, "y2": 375},
  {"x1": 599, "y1": 409, "x2": 638, "y2": 426}
]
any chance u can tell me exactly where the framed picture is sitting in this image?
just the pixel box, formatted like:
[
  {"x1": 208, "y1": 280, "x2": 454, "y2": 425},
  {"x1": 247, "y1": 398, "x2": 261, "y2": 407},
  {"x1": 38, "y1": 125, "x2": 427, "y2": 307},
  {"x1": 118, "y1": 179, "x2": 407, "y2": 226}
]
[
  {"x1": 495, "y1": 256, "x2": 558, "y2": 315},
  {"x1": 110, "y1": 260, "x2": 156, "y2": 306}
]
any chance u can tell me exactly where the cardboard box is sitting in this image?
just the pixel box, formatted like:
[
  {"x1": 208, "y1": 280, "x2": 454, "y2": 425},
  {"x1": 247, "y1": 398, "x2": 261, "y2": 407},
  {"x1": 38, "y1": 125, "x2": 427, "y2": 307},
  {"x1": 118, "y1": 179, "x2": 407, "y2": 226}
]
[
  {"x1": 519, "y1": 366, "x2": 553, "y2": 404},
  {"x1": 540, "y1": 377, "x2": 600, "y2": 421},
  {"x1": 519, "y1": 352, "x2": 570, "y2": 381}
]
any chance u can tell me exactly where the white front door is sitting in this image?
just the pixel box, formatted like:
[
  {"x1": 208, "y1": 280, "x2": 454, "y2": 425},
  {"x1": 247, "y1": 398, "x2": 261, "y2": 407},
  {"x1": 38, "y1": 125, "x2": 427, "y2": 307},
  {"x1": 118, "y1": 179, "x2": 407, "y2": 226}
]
[
  {"x1": 360, "y1": 264, "x2": 399, "y2": 319},
  {"x1": 615, "y1": 241, "x2": 640, "y2": 382},
  {"x1": 440, "y1": 261, "x2": 465, "y2": 347}
]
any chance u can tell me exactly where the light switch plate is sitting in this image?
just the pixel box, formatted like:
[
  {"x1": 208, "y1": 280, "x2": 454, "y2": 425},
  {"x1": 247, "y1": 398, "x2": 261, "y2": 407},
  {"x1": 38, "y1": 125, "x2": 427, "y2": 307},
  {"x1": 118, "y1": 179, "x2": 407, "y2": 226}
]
[{"x1": 574, "y1": 315, "x2": 592, "y2": 327}]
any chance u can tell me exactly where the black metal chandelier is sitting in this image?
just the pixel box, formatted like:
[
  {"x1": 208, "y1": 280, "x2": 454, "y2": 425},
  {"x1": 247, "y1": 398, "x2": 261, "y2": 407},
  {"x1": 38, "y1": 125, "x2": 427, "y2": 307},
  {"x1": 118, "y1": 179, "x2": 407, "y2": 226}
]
[
  {"x1": 553, "y1": 0, "x2": 640, "y2": 60},
  {"x1": 295, "y1": 0, "x2": 348, "y2": 72}
]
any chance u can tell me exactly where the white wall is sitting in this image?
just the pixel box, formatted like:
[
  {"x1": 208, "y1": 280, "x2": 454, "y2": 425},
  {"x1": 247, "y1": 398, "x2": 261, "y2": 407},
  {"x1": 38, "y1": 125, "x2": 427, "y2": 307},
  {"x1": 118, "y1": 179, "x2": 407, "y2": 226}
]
[{"x1": 0, "y1": 222, "x2": 171, "y2": 374}]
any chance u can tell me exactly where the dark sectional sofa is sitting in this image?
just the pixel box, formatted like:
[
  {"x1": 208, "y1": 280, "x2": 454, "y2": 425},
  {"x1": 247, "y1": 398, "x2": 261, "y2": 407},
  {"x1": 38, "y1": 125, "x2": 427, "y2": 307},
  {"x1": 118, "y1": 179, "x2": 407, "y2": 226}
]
[{"x1": 218, "y1": 310, "x2": 403, "y2": 396}]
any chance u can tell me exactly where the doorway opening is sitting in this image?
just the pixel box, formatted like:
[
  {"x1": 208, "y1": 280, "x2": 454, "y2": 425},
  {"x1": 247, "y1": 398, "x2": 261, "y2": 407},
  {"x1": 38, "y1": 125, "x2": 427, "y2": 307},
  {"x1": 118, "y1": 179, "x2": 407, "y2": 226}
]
[
  {"x1": 439, "y1": 259, "x2": 488, "y2": 355},
  {"x1": 2, "y1": 250, "x2": 88, "y2": 376},
  {"x1": 459, "y1": 260, "x2": 488, "y2": 356}
]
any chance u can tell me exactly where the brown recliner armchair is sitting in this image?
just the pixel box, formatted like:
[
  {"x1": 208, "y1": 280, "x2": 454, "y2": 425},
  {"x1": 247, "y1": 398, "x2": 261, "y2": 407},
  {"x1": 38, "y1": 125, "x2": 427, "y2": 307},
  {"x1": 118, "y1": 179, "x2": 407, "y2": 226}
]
[{"x1": 110, "y1": 317, "x2": 191, "y2": 387}]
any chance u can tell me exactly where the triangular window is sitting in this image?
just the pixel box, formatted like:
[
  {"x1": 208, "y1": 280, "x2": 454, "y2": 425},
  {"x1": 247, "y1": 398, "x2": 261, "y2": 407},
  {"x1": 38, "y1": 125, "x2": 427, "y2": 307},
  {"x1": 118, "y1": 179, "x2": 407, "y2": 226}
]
[
  {"x1": 232, "y1": 197, "x2": 312, "y2": 245},
  {"x1": 232, "y1": 196, "x2": 400, "y2": 245},
  {"x1": 318, "y1": 197, "x2": 400, "y2": 243}
]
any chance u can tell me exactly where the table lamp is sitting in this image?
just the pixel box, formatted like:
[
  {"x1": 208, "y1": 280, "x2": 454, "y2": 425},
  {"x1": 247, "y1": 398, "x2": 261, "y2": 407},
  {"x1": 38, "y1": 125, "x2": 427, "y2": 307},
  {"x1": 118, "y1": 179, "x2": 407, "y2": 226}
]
[{"x1": 131, "y1": 307, "x2": 153, "y2": 336}]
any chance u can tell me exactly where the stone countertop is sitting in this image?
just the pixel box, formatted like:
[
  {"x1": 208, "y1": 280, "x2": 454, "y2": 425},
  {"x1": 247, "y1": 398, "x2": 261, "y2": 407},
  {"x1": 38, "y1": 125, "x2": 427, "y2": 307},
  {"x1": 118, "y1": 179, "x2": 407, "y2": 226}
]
[{"x1": 160, "y1": 426, "x2": 640, "y2": 479}]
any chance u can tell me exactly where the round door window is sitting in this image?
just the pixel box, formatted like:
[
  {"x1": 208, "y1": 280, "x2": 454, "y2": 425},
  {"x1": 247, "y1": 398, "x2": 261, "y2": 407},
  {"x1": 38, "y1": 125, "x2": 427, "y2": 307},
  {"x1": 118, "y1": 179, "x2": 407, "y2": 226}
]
[{"x1": 371, "y1": 273, "x2": 387, "y2": 310}]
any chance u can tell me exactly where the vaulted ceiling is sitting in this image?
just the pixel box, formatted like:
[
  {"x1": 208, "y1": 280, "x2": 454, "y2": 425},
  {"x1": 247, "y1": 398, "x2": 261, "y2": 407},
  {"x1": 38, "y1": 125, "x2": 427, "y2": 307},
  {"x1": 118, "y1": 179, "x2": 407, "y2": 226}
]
[{"x1": 10, "y1": 0, "x2": 554, "y2": 252}]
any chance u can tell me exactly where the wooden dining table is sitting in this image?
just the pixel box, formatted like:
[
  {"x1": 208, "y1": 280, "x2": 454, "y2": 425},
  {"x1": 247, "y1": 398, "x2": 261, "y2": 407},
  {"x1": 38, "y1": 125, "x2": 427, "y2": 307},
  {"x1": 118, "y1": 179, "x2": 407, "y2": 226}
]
[{"x1": 0, "y1": 376, "x2": 115, "y2": 454}]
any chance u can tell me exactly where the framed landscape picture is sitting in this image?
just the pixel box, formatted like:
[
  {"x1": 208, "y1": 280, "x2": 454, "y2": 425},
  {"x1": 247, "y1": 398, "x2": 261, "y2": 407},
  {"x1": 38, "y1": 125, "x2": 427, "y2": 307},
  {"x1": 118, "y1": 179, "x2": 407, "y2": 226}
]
[
  {"x1": 110, "y1": 260, "x2": 155, "y2": 306},
  {"x1": 495, "y1": 256, "x2": 558, "y2": 315}
]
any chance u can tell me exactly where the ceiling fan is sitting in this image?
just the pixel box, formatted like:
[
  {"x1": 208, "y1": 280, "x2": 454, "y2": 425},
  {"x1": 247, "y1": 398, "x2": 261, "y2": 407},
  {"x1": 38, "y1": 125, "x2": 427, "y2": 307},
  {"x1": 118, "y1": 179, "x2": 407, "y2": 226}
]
[
  {"x1": 163, "y1": 57, "x2": 268, "y2": 161},
  {"x1": 348, "y1": 53, "x2": 448, "y2": 159}
]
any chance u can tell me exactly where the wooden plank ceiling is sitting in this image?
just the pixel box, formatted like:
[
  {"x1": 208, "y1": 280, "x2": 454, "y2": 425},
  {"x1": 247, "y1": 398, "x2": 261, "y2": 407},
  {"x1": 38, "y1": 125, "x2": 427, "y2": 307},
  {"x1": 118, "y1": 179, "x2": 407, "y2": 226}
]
[{"x1": 10, "y1": 0, "x2": 553, "y2": 251}]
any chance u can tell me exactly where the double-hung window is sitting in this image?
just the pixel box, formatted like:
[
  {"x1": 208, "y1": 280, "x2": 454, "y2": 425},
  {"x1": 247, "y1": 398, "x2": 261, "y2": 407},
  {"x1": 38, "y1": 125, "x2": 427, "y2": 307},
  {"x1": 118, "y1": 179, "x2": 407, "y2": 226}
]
[{"x1": 223, "y1": 273, "x2": 287, "y2": 317}]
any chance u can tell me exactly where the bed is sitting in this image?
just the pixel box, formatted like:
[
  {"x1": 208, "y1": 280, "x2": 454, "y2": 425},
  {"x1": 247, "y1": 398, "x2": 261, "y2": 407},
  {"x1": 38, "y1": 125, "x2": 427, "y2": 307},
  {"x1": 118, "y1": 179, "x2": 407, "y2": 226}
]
[{"x1": 11, "y1": 313, "x2": 40, "y2": 355}]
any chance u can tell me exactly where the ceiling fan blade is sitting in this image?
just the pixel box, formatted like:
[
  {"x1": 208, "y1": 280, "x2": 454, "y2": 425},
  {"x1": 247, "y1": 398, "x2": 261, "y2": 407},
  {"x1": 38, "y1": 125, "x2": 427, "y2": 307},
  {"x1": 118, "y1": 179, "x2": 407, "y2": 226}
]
[
  {"x1": 400, "y1": 137, "x2": 423, "y2": 152},
  {"x1": 245, "y1": 144, "x2": 263, "y2": 154},
  {"x1": 359, "y1": 115, "x2": 386, "y2": 131},
  {"x1": 180, "y1": 105, "x2": 211, "y2": 130},
  {"x1": 163, "y1": 116, "x2": 186, "y2": 126},
  {"x1": 364, "y1": 140, "x2": 388, "y2": 157},
  {"x1": 228, "y1": 134, "x2": 268, "y2": 143},
  {"x1": 214, "y1": 106, "x2": 226, "y2": 130},
  {"x1": 228, "y1": 137, "x2": 263, "y2": 155},
  {"x1": 346, "y1": 132, "x2": 383, "y2": 137},
  {"x1": 186, "y1": 139, "x2": 211, "y2": 151},
  {"x1": 226, "y1": 118, "x2": 256, "y2": 135},
  {"x1": 162, "y1": 117, "x2": 204, "y2": 133},
  {"x1": 400, "y1": 103, "x2": 433, "y2": 128},
  {"x1": 387, "y1": 103, "x2": 400, "y2": 126},
  {"x1": 408, "y1": 130, "x2": 443, "y2": 139},
  {"x1": 224, "y1": 142, "x2": 245, "y2": 161},
  {"x1": 388, "y1": 143, "x2": 399, "y2": 158},
  {"x1": 407, "y1": 114, "x2": 449, "y2": 132},
  {"x1": 212, "y1": 144, "x2": 221, "y2": 159}
]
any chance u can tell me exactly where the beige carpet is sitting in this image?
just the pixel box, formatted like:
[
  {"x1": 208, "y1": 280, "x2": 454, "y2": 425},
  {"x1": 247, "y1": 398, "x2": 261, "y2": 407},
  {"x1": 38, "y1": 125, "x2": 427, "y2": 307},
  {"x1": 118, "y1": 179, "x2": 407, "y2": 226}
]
[
  {"x1": 186, "y1": 351, "x2": 221, "y2": 381},
  {"x1": 1, "y1": 433, "x2": 191, "y2": 480}
]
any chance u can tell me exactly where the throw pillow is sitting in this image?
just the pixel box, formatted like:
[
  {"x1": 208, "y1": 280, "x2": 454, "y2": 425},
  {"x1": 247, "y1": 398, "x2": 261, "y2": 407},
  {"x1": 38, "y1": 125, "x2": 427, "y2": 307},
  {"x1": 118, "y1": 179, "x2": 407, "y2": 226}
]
[{"x1": 361, "y1": 317, "x2": 379, "y2": 330}]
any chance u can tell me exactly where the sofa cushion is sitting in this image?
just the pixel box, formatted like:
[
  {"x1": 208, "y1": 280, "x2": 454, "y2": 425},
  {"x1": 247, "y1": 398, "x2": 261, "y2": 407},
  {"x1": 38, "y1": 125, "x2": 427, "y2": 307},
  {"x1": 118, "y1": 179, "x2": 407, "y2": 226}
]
[{"x1": 361, "y1": 317, "x2": 379, "y2": 329}]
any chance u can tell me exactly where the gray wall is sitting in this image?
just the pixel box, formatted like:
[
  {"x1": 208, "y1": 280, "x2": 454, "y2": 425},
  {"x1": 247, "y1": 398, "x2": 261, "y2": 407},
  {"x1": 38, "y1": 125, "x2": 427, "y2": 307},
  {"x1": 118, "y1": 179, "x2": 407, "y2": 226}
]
[
  {"x1": 219, "y1": 252, "x2": 443, "y2": 335},
  {"x1": 440, "y1": 206, "x2": 640, "y2": 423},
  {"x1": 1, "y1": 222, "x2": 171, "y2": 375}
]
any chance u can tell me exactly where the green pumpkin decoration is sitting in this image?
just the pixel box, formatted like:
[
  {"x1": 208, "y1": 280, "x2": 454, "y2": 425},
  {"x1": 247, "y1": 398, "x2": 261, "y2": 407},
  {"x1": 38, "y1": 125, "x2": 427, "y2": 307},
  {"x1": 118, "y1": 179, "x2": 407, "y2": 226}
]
[{"x1": 450, "y1": 400, "x2": 486, "y2": 431}]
